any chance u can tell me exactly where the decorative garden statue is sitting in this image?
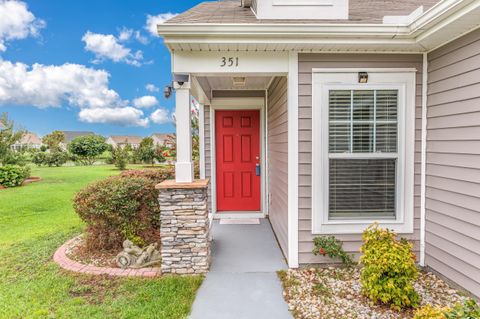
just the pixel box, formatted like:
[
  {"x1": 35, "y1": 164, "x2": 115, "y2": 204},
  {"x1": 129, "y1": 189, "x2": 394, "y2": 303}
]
[{"x1": 116, "y1": 240, "x2": 161, "y2": 269}]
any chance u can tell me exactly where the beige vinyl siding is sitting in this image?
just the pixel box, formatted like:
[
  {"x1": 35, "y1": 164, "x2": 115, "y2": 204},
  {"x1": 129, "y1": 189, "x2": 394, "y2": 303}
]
[
  {"x1": 267, "y1": 77, "x2": 289, "y2": 256},
  {"x1": 426, "y1": 28, "x2": 480, "y2": 298},
  {"x1": 204, "y1": 105, "x2": 212, "y2": 210},
  {"x1": 298, "y1": 53, "x2": 423, "y2": 264}
]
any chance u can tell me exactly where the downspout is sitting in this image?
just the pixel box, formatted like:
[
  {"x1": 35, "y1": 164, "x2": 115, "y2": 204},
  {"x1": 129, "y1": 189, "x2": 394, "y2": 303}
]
[{"x1": 420, "y1": 52, "x2": 428, "y2": 267}]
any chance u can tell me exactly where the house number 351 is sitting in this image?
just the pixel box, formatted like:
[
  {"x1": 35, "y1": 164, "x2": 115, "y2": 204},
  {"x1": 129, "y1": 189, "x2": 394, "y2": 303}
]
[{"x1": 220, "y1": 57, "x2": 239, "y2": 67}]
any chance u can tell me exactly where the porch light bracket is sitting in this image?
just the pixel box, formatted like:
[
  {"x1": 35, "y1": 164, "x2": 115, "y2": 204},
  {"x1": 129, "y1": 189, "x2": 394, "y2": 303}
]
[{"x1": 173, "y1": 74, "x2": 190, "y2": 86}]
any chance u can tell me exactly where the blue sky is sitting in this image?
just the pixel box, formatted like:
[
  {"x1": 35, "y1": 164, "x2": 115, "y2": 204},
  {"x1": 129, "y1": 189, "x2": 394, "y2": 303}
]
[{"x1": 0, "y1": 0, "x2": 203, "y2": 137}]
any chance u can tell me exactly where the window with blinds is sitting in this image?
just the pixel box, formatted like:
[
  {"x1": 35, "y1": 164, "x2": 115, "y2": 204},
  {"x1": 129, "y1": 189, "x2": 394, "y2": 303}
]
[{"x1": 328, "y1": 90, "x2": 398, "y2": 220}]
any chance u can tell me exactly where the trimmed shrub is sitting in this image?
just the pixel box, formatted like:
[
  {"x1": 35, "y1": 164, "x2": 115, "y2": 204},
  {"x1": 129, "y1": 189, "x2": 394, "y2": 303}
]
[
  {"x1": 120, "y1": 166, "x2": 175, "y2": 183},
  {"x1": 360, "y1": 224, "x2": 420, "y2": 310},
  {"x1": 73, "y1": 176, "x2": 160, "y2": 251},
  {"x1": 0, "y1": 165, "x2": 31, "y2": 188},
  {"x1": 413, "y1": 305, "x2": 449, "y2": 319}
]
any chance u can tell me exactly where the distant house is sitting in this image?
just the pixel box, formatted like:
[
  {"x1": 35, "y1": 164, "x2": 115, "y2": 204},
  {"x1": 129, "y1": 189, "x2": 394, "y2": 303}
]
[
  {"x1": 11, "y1": 132, "x2": 43, "y2": 151},
  {"x1": 60, "y1": 131, "x2": 95, "y2": 144},
  {"x1": 151, "y1": 133, "x2": 172, "y2": 147},
  {"x1": 106, "y1": 136, "x2": 143, "y2": 149},
  {"x1": 57, "y1": 131, "x2": 95, "y2": 150}
]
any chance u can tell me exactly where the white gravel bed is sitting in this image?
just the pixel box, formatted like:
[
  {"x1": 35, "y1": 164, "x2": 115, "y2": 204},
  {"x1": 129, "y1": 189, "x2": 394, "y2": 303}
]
[{"x1": 279, "y1": 267, "x2": 467, "y2": 319}]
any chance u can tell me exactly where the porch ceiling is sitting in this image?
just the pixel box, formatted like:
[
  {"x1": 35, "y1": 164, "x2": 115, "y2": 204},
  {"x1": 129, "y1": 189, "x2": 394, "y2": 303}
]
[
  {"x1": 194, "y1": 75, "x2": 273, "y2": 101},
  {"x1": 197, "y1": 76, "x2": 273, "y2": 91}
]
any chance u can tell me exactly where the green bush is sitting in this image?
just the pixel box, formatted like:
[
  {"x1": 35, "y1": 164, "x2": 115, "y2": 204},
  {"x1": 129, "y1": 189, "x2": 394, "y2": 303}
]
[
  {"x1": 31, "y1": 151, "x2": 47, "y2": 166},
  {"x1": 73, "y1": 176, "x2": 161, "y2": 251},
  {"x1": 360, "y1": 224, "x2": 420, "y2": 310},
  {"x1": 68, "y1": 135, "x2": 108, "y2": 165},
  {"x1": 0, "y1": 165, "x2": 31, "y2": 188},
  {"x1": 120, "y1": 167, "x2": 175, "y2": 183},
  {"x1": 413, "y1": 305, "x2": 449, "y2": 319},
  {"x1": 111, "y1": 146, "x2": 130, "y2": 170},
  {"x1": 445, "y1": 299, "x2": 480, "y2": 319},
  {"x1": 32, "y1": 151, "x2": 68, "y2": 167}
]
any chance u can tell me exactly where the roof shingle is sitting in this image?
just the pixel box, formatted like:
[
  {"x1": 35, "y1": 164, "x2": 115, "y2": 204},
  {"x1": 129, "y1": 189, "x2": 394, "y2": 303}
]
[{"x1": 166, "y1": 0, "x2": 440, "y2": 25}]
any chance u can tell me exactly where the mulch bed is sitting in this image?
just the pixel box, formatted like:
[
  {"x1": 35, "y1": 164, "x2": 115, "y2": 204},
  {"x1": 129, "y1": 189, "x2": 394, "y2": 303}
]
[
  {"x1": 54, "y1": 236, "x2": 160, "y2": 277},
  {"x1": 0, "y1": 176, "x2": 42, "y2": 190},
  {"x1": 23, "y1": 176, "x2": 42, "y2": 185},
  {"x1": 279, "y1": 267, "x2": 467, "y2": 319},
  {"x1": 65, "y1": 236, "x2": 118, "y2": 268}
]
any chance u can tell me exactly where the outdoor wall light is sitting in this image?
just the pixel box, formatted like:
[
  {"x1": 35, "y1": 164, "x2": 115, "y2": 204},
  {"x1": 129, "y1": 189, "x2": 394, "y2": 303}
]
[
  {"x1": 358, "y1": 72, "x2": 368, "y2": 83},
  {"x1": 164, "y1": 85, "x2": 172, "y2": 99}
]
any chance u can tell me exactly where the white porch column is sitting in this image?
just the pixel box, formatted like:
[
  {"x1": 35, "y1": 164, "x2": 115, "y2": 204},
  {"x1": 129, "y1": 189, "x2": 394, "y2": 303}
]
[{"x1": 175, "y1": 82, "x2": 194, "y2": 183}]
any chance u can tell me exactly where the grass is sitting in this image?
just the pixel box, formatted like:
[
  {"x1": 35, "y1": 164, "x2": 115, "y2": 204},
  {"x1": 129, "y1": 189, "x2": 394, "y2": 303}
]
[{"x1": 0, "y1": 165, "x2": 202, "y2": 319}]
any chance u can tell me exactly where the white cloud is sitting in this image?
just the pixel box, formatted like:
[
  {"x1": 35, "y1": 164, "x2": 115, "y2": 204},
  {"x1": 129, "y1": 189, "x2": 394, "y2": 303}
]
[
  {"x1": 0, "y1": 0, "x2": 45, "y2": 51},
  {"x1": 118, "y1": 28, "x2": 148, "y2": 45},
  {"x1": 133, "y1": 95, "x2": 158, "y2": 108},
  {"x1": 145, "y1": 83, "x2": 159, "y2": 93},
  {"x1": 150, "y1": 108, "x2": 170, "y2": 124},
  {"x1": 145, "y1": 13, "x2": 177, "y2": 36},
  {"x1": 0, "y1": 60, "x2": 125, "y2": 109},
  {"x1": 118, "y1": 28, "x2": 133, "y2": 41},
  {"x1": 82, "y1": 31, "x2": 144, "y2": 66},
  {"x1": 79, "y1": 107, "x2": 149, "y2": 127}
]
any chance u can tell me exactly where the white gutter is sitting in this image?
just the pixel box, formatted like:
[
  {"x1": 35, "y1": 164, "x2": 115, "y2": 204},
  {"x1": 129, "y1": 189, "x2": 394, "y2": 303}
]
[{"x1": 420, "y1": 52, "x2": 428, "y2": 267}]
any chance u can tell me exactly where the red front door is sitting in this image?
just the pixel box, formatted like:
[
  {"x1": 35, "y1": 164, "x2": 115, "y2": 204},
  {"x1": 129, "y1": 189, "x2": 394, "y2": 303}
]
[{"x1": 215, "y1": 110, "x2": 261, "y2": 212}]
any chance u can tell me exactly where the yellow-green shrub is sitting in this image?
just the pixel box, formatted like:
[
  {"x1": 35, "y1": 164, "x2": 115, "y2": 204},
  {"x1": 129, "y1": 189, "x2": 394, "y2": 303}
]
[
  {"x1": 413, "y1": 305, "x2": 449, "y2": 319},
  {"x1": 360, "y1": 224, "x2": 420, "y2": 310}
]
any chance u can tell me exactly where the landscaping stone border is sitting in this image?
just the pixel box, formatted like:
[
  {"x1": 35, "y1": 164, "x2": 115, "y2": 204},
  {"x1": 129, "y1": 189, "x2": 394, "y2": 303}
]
[{"x1": 53, "y1": 237, "x2": 160, "y2": 277}]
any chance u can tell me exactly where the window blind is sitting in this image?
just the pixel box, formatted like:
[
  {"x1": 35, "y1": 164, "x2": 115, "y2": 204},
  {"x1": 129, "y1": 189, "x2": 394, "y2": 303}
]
[{"x1": 328, "y1": 89, "x2": 398, "y2": 220}]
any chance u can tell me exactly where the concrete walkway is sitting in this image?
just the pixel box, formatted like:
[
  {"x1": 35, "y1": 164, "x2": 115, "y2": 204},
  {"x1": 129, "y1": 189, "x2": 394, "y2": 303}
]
[{"x1": 189, "y1": 219, "x2": 293, "y2": 319}]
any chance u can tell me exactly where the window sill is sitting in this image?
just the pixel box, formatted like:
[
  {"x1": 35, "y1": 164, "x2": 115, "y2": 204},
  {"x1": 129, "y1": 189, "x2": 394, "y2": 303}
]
[{"x1": 313, "y1": 219, "x2": 414, "y2": 235}]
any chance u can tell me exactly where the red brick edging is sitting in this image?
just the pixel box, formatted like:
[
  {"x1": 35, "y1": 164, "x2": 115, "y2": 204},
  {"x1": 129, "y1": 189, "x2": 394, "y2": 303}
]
[{"x1": 53, "y1": 237, "x2": 160, "y2": 278}]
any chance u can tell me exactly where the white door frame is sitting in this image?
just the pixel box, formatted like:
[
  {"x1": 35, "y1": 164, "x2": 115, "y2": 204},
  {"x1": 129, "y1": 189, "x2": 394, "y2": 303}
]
[{"x1": 209, "y1": 97, "x2": 267, "y2": 219}]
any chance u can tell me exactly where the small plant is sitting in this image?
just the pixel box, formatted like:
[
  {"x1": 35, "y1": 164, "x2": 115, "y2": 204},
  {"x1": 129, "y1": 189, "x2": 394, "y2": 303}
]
[
  {"x1": 111, "y1": 145, "x2": 130, "y2": 170},
  {"x1": 445, "y1": 299, "x2": 480, "y2": 319},
  {"x1": 413, "y1": 305, "x2": 449, "y2": 319},
  {"x1": 313, "y1": 236, "x2": 354, "y2": 266},
  {"x1": 0, "y1": 165, "x2": 31, "y2": 187},
  {"x1": 360, "y1": 223, "x2": 420, "y2": 310}
]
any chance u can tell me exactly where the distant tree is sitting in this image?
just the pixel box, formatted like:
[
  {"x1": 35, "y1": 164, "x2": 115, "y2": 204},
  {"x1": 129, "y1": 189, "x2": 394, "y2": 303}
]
[
  {"x1": 0, "y1": 113, "x2": 25, "y2": 166},
  {"x1": 136, "y1": 137, "x2": 156, "y2": 166},
  {"x1": 68, "y1": 135, "x2": 108, "y2": 165},
  {"x1": 111, "y1": 145, "x2": 130, "y2": 170},
  {"x1": 42, "y1": 131, "x2": 65, "y2": 151}
]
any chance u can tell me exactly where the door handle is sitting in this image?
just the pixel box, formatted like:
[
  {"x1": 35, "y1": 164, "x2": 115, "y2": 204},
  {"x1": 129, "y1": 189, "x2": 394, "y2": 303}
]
[{"x1": 255, "y1": 163, "x2": 261, "y2": 176}]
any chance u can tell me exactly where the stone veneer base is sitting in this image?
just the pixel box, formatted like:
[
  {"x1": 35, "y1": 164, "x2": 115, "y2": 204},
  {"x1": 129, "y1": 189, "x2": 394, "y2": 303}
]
[
  {"x1": 157, "y1": 179, "x2": 211, "y2": 275},
  {"x1": 53, "y1": 237, "x2": 160, "y2": 278}
]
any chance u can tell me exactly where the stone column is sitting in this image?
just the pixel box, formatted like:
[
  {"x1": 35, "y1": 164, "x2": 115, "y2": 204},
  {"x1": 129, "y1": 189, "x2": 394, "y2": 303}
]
[{"x1": 156, "y1": 179, "x2": 210, "y2": 274}]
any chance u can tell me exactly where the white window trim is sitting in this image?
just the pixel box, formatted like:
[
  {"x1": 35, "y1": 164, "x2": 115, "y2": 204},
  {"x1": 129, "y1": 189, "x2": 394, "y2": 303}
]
[{"x1": 312, "y1": 69, "x2": 416, "y2": 234}]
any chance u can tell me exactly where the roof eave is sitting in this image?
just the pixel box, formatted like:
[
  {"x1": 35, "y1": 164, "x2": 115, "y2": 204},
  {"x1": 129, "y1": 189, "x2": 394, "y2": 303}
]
[{"x1": 157, "y1": 0, "x2": 480, "y2": 52}]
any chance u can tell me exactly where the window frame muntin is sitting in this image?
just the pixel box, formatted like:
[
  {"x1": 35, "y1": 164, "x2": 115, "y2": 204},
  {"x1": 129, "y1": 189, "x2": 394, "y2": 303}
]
[{"x1": 311, "y1": 69, "x2": 416, "y2": 235}]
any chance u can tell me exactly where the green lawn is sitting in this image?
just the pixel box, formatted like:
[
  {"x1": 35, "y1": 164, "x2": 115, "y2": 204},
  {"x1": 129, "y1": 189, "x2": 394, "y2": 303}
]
[{"x1": 0, "y1": 165, "x2": 202, "y2": 319}]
